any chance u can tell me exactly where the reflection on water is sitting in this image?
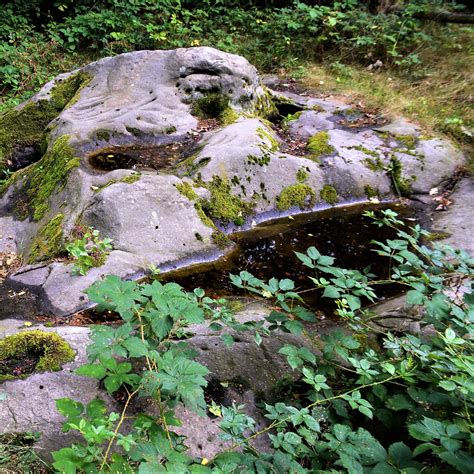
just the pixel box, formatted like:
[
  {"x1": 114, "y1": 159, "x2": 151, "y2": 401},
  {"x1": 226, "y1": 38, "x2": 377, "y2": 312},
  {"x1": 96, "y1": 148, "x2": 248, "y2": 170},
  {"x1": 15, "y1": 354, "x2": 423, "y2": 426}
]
[{"x1": 165, "y1": 205, "x2": 414, "y2": 312}]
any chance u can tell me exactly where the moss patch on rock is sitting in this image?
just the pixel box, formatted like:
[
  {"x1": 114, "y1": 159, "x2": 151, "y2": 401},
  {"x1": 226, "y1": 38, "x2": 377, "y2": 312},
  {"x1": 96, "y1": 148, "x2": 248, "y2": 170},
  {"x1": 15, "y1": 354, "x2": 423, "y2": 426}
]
[
  {"x1": 388, "y1": 156, "x2": 411, "y2": 196},
  {"x1": 352, "y1": 145, "x2": 379, "y2": 158},
  {"x1": 320, "y1": 185, "x2": 339, "y2": 205},
  {"x1": 50, "y1": 71, "x2": 92, "y2": 109},
  {"x1": 15, "y1": 135, "x2": 81, "y2": 221},
  {"x1": 394, "y1": 134, "x2": 417, "y2": 149},
  {"x1": 277, "y1": 184, "x2": 316, "y2": 211},
  {"x1": 0, "y1": 330, "x2": 75, "y2": 380},
  {"x1": 296, "y1": 167, "x2": 309, "y2": 183},
  {"x1": 211, "y1": 230, "x2": 232, "y2": 249},
  {"x1": 364, "y1": 185, "x2": 379, "y2": 199},
  {"x1": 94, "y1": 173, "x2": 141, "y2": 193},
  {"x1": 176, "y1": 181, "x2": 199, "y2": 201},
  {"x1": 281, "y1": 111, "x2": 303, "y2": 129},
  {"x1": 28, "y1": 214, "x2": 64, "y2": 263},
  {"x1": 191, "y1": 93, "x2": 239, "y2": 125},
  {"x1": 175, "y1": 180, "x2": 217, "y2": 229},
  {"x1": 192, "y1": 93, "x2": 229, "y2": 118},
  {"x1": 248, "y1": 89, "x2": 279, "y2": 119},
  {"x1": 307, "y1": 131, "x2": 335, "y2": 160},
  {"x1": 256, "y1": 127, "x2": 279, "y2": 153},
  {"x1": 199, "y1": 176, "x2": 254, "y2": 225},
  {"x1": 363, "y1": 156, "x2": 385, "y2": 172},
  {"x1": 219, "y1": 108, "x2": 239, "y2": 126},
  {"x1": 0, "y1": 71, "x2": 91, "y2": 171}
]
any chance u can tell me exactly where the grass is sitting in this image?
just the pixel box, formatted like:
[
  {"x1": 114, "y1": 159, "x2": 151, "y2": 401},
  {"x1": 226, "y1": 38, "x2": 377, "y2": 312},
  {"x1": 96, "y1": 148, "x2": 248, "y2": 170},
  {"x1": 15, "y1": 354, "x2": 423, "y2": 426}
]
[
  {"x1": 0, "y1": 432, "x2": 50, "y2": 473},
  {"x1": 297, "y1": 25, "x2": 473, "y2": 170}
]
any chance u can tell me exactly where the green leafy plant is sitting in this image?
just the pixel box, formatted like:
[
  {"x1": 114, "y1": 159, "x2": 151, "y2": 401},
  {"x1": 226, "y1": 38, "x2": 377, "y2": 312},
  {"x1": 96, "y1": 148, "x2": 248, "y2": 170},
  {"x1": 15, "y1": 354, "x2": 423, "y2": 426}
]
[
  {"x1": 52, "y1": 209, "x2": 473, "y2": 472},
  {"x1": 51, "y1": 277, "x2": 236, "y2": 472},
  {"x1": 66, "y1": 227, "x2": 112, "y2": 276}
]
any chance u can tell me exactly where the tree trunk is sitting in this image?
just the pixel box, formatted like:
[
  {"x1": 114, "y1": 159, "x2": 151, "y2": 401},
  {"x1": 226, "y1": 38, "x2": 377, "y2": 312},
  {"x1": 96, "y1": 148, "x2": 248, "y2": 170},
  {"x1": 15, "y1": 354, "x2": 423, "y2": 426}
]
[{"x1": 416, "y1": 10, "x2": 474, "y2": 24}]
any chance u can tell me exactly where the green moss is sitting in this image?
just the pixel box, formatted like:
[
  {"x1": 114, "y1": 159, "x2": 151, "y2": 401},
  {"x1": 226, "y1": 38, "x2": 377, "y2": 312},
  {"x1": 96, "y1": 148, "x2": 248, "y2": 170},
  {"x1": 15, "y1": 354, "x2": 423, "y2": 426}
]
[
  {"x1": 363, "y1": 156, "x2": 385, "y2": 172},
  {"x1": 163, "y1": 125, "x2": 177, "y2": 134},
  {"x1": 176, "y1": 181, "x2": 199, "y2": 201},
  {"x1": 307, "y1": 131, "x2": 335, "y2": 160},
  {"x1": 191, "y1": 93, "x2": 229, "y2": 118},
  {"x1": 28, "y1": 214, "x2": 64, "y2": 263},
  {"x1": 247, "y1": 154, "x2": 271, "y2": 167},
  {"x1": 175, "y1": 146, "x2": 209, "y2": 176},
  {"x1": 195, "y1": 202, "x2": 216, "y2": 229},
  {"x1": 220, "y1": 108, "x2": 239, "y2": 126},
  {"x1": 50, "y1": 71, "x2": 92, "y2": 110},
  {"x1": 198, "y1": 176, "x2": 253, "y2": 225},
  {"x1": 0, "y1": 71, "x2": 91, "y2": 171},
  {"x1": 95, "y1": 129, "x2": 111, "y2": 142},
  {"x1": 389, "y1": 156, "x2": 411, "y2": 196},
  {"x1": 256, "y1": 127, "x2": 279, "y2": 153},
  {"x1": 191, "y1": 93, "x2": 240, "y2": 126},
  {"x1": 125, "y1": 126, "x2": 144, "y2": 137},
  {"x1": 94, "y1": 173, "x2": 141, "y2": 193},
  {"x1": 426, "y1": 231, "x2": 450, "y2": 241},
  {"x1": 353, "y1": 145, "x2": 379, "y2": 158},
  {"x1": 0, "y1": 330, "x2": 75, "y2": 377},
  {"x1": 394, "y1": 134, "x2": 417, "y2": 149},
  {"x1": 281, "y1": 111, "x2": 303, "y2": 129},
  {"x1": 20, "y1": 135, "x2": 81, "y2": 221},
  {"x1": 364, "y1": 185, "x2": 379, "y2": 199},
  {"x1": 320, "y1": 185, "x2": 339, "y2": 205},
  {"x1": 211, "y1": 230, "x2": 232, "y2": 249},
  {"x1": 249, "y1": 89, "x2": 279, "y2": 119},
  {"x1": 276, "y1": 184, "x2": 316, "y2": 211},
  {"x1": 296, "y1": 167, "x2": 309, "y2": 183}
]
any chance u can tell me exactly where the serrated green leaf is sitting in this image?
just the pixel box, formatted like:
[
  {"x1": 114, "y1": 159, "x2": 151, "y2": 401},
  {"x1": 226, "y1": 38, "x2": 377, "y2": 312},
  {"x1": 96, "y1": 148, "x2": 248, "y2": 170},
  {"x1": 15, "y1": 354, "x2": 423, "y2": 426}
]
[
  {"x1": 388, "y1": 442, "x2": 412, "y2": 468},
  {"x1": 56, "y1": 398, "x2": 84, "y2": 418},
  {"x1": 75, "y1": 363, "x2": 107, "y2": 379},
  {"x1": 122, "y1": 336, "x2": 149, "y2": 357}
]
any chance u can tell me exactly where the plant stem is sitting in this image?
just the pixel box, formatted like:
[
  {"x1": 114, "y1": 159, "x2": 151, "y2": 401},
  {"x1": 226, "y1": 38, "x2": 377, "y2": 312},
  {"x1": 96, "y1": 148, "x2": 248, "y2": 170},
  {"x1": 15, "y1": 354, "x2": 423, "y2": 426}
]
[
  {"x1": 99, "y1": 389, "x2": 138, "y2": 472},
  {"x1": 211, "y1": 373, "x2": 403, "y2": 460}
]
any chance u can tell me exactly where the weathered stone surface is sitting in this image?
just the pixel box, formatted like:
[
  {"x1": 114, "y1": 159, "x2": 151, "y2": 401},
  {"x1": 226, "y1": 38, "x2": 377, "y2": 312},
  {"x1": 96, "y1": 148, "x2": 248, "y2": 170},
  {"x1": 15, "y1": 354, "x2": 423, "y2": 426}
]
[
  {"x1": 0, "y1": 321, "x2": 107, "y2": 458},
  {"x1": 431, "y1": 178, "x2": 474, "y2": 254},
  {"x1": 375, "y1": 117, "x2": 421, "y2": 136},
  {"x1": 0, "y1": 49, "x2": 465, "y2": 315},
  {"x1": 0, "y1": 217, "x2": 22, "y2": 253},
  {"x1": 41, "y1": 48, "x2": 266, "y2": 153},
  {"x1": 0, "y1": 302, "x2": 317, "y2": 460},
  {"x1": 395, "y1": 138, "x2": 464, "y2": 194},
  {"x1": 83, "y1": 174, "x2": 217, "y2": 261},
  {"x1": 288, "y1": 110, "x2": 335, "y2": 135}
]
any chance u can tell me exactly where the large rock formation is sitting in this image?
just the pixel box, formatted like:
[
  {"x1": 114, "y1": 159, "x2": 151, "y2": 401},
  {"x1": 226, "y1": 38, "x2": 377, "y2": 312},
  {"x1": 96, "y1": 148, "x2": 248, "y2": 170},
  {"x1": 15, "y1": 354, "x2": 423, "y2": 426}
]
[
  {"x1": 0, "y1": 48, "x2": 465, "y2": 315},
  {"x1": 0, "y1": 302, "x2": 319, "y2": 459}
]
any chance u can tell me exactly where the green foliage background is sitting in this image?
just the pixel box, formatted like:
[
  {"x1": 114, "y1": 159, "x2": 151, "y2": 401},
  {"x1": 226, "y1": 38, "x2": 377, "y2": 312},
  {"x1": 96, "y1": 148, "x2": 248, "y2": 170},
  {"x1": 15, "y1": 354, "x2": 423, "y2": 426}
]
[{"x1": 49, "y1": 211, "x2": 474, "y2": 473}]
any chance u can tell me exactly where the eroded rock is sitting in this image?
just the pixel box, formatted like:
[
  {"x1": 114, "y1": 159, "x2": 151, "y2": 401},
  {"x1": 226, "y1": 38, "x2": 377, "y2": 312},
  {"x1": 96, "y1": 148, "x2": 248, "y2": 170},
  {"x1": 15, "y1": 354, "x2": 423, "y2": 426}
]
[
  {"x1": 0, "y1": 47, "x2": 466, "y2": 315},
  {"x1": 0, "y1": 302, "x2": 319, "y2": 460}
]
